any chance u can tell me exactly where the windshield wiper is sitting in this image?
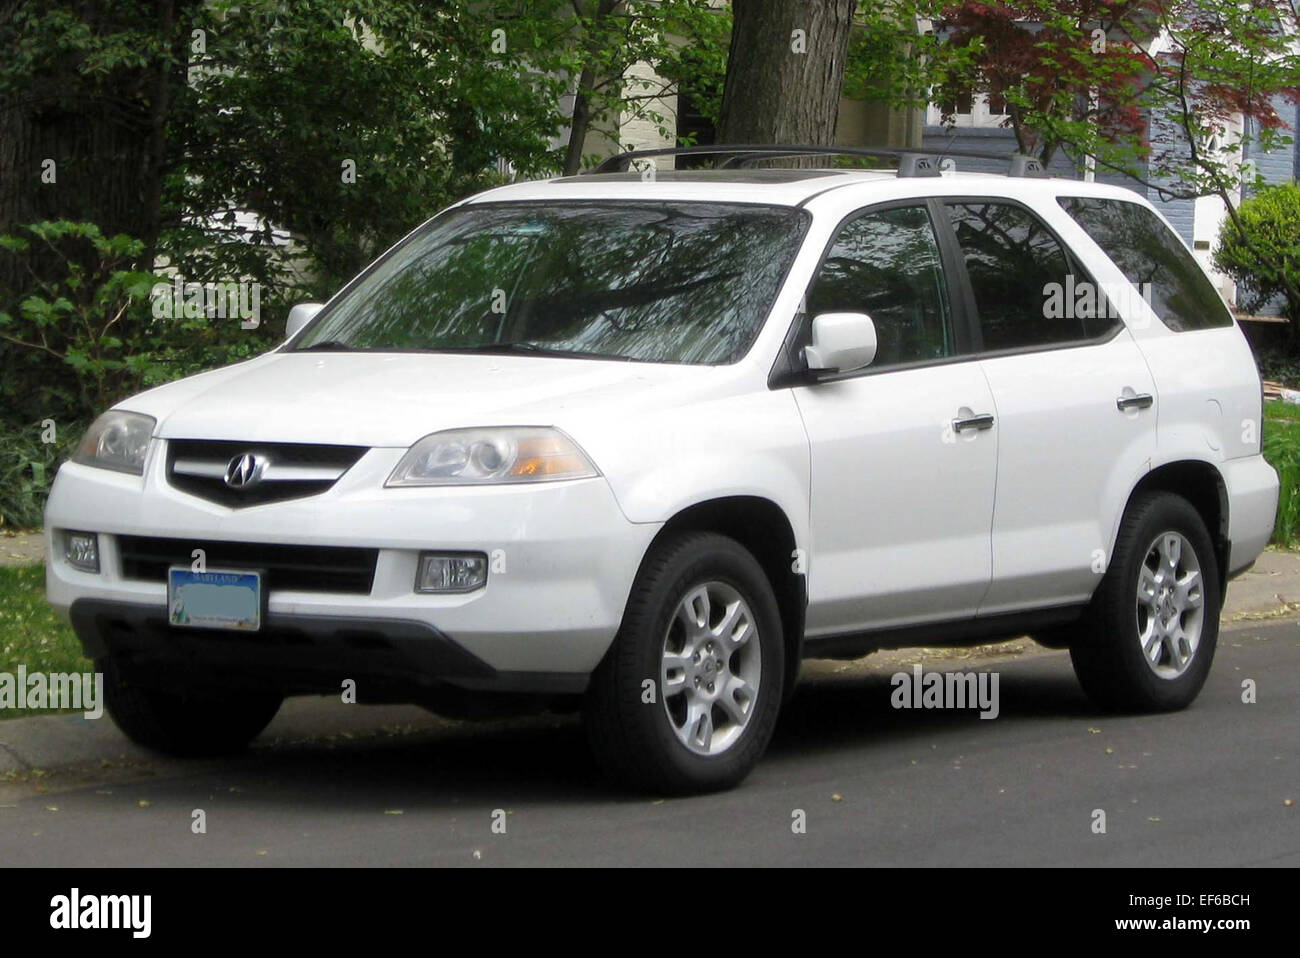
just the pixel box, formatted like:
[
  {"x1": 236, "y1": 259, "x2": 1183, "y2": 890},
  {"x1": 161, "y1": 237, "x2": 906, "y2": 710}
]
[
  {"x1": 424, "y1": 342, "x2": 598, "y2": 359},
  {"x1": 298, "y1": 340, "x2": 354, "y2": 352}
]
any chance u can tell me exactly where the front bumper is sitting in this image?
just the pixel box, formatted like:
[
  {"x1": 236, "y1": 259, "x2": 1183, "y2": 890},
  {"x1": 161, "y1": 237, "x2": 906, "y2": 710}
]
[
  {"x1": 45, "y1": 443, "x2": 660, "y2": 691},
  {"x1": 67, "y1": 599, "x2": 588, "y2": 696}
]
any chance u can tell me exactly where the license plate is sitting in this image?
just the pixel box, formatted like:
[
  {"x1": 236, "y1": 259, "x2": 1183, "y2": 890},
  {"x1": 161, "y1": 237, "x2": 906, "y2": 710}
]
[{"x1": 167, "y1": 568, "x2": 262, "y2": 632}]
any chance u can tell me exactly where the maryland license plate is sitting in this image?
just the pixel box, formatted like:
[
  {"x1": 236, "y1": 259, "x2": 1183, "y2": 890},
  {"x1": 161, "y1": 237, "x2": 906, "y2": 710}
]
[{"x1": 167, "y1": 568, "x2": 262, "y2": 632}]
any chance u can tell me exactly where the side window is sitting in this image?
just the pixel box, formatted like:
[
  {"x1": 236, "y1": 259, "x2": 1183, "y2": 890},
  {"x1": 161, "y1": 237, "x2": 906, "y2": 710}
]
[
  {"x1": 806, "y1": 205, "x2": 953, "y2": 368},
  {"x1": 946, "y1": 201, "x2": 1119, "y2": 351},
  {"x1": 1057, "y1": 196, "x2": 1234, "y2": 331}
]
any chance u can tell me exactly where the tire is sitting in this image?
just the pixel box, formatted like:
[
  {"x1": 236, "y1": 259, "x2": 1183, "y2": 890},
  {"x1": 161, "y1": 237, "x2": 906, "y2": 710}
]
[
  {"x1": 99, "y1": 658, "x2": 283, "y2": 757},
  {"x1": 1070, "y1": 492, "x2": 1221, "y2": 712},
  {"x1": 584, "y1": 532, "x2": 785, "y2": 794}
]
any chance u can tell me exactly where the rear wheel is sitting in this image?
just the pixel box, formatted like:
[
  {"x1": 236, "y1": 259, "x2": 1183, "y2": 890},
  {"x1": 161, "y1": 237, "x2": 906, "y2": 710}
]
[
  {"x1": 584, "y1": 532, "x2": 784, "y2": 794},
  {"x1": 1070, "y1": 492, "x2": 1220, "y2": 711},
  {"x1": 100, "y1": 658, "x2": 283, "y2": 757}
]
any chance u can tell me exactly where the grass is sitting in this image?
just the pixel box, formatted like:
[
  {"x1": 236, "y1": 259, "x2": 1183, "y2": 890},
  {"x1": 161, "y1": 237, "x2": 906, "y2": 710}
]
[
  {"x1": 1264, "y1": 400, "x2": 1300, "y2": 546},
  {"x1": 0, "y1": 564, "x2": 90, "y2": 718}
]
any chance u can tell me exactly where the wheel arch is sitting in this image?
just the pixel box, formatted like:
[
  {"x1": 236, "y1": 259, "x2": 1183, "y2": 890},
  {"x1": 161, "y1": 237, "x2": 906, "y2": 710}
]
[
  {"x1": 647, "y1": 496, "x2": 806, "y2": 701},
  {"x1": 1120, "y1": 460, "x2": 1230, "y2": 601}
]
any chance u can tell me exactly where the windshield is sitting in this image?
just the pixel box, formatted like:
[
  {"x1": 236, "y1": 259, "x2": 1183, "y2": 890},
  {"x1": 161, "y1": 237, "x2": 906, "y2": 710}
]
[{"x1": 291, "y1": 202, "x2": 809, "y2": 364}]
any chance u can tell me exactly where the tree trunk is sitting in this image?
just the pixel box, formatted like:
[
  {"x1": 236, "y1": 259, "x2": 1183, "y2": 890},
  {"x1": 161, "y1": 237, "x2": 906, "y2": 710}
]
[
  {"x1": 0, "y1": 0, "x2": 197, "y2": 292},
  {"x1": 561, "y1": 0, "x2": 623, "y2": 176},
  {"x1": 563, "y1": 66, "x2": 600, "y2": 176},
  {"x1": 716, "y1": 0, "x2": 857, "y2": 146}
]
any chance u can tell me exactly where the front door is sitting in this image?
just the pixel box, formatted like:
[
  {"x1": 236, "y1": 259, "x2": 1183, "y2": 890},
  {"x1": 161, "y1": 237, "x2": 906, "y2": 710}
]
[{"x1": 794, "y1": 203, "x2": 999, "y2": 637}]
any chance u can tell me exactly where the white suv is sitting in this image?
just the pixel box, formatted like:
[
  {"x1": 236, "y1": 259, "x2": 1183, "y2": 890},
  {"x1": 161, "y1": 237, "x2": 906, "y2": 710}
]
[{"x1": 45, "y1": 147, "x2": 1279, "y2": 793}]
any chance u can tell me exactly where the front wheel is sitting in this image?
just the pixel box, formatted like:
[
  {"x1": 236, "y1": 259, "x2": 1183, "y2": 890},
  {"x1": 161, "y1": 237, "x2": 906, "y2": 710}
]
[
  {"x1": 100, "y1": 658, "x2": 283, "y2": 757},
  {"x1": 584, "y1": 532, "x2": 785, "y2": 794},
  {"x1": 1070, "y1": 492, "x2": 1220, "y2": 712}
]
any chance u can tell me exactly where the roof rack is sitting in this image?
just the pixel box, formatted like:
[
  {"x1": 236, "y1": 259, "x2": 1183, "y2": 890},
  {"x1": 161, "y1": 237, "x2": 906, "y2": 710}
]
[{"x1": 587, "y1": 144, "x2": 1046, "y2": 178}]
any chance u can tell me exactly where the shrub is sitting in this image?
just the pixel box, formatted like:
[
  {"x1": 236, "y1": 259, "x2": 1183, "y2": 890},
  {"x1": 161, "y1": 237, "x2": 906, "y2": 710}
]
[
  {"x1": 0, "y1": 221, "x2": 277, "y2": 527},
  {"x1": 0, "y1": 221, "x2": 273, "y2": 428},
  {"x1": 1215, "y1": 183, "x2": 1300, "y2": 349},
  {"x1": 0, "y1": 418, "x2": 85, "y2": 530}
]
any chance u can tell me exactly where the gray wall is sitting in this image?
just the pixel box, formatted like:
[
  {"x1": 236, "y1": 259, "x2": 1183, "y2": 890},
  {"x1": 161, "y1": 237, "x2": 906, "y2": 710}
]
[{"x1": 1244, "y1": 97, "x2": 1298, "y2": 188}]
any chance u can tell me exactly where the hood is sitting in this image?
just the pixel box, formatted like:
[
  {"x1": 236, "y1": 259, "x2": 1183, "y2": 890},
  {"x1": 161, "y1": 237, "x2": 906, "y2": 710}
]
[{"x1": 123, "y1": 351, "x2": 720, "y2": 447}]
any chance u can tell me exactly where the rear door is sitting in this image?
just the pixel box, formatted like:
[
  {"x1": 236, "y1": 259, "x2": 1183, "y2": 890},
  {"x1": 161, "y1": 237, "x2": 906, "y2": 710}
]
[
  {"x1": 794, "y1": 201, "x2": 999, "y2": 636},
  {"x1": 937, "y1": 199, "x2": 1157, "y2": 614}
]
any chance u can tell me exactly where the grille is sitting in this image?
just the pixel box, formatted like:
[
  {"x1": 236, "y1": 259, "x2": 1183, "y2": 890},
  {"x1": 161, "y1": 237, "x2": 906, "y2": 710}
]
[
  {"x1": 118, "y1": 536, "x2": 378, "y2": 594},
  {"x1": 166, "y1": 439, "x2": 368, "y2": 508}
]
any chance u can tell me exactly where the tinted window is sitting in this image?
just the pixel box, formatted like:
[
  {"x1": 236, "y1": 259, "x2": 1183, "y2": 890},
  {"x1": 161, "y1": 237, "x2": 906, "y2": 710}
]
[
  {"x1": 806, "y1": 205, "x2": 953, "y2": 367},
  {"x1": 294, "y1": 203, "x2": 808, "y2": 364},
  {"x1": 1058, "y1": 196, "x2": 1234, "y2": 331},
  {"x1": 946, "y1": 201, "x2": 1118, "y2": 351}
]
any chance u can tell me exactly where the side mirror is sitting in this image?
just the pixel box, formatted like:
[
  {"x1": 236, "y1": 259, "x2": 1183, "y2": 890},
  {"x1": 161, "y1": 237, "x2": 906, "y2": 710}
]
[
  {"x1": 804, "y1": 312, "x2": 877, "y2": 374},
  {"x1": 285, "y1": 302, "x2": 324, "y2": 341}
]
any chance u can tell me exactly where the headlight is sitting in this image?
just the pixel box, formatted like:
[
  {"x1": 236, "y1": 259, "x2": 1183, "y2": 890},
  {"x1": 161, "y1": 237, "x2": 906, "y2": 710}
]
[
  {"x1": 73, "y1": 411, "x2": 156, "y2": 476},
  {"x1": 387, "y1": 427, "x2": 598, "y2": 487}
]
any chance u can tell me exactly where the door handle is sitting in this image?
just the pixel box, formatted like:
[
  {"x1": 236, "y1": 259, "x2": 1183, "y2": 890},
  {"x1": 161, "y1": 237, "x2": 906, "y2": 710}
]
[
  {"x1": 1116, "y1": 393, "x2": 1154, "y2": 411},
  {"x1": 952, "y1": 412, "x2": 995, "y2": 433}
]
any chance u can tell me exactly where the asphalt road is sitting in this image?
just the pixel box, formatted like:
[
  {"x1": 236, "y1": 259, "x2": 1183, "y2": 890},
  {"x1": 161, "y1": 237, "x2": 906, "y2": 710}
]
[{"x1": 1, "y1": 619, "x2": 1295, "y2": 867}]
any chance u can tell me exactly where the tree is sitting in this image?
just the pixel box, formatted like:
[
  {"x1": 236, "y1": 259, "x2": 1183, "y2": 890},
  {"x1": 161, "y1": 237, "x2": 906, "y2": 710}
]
[
  {"x1": 504, "y1": 0, "x2": 729, "y2": 175},
  {"x1": 850, "y1": 1, "x2": 1300, "y2": 346},
  {"x1": 927, "y1": 2, "x2": 1155, "y2": 166},
  {"x1": 170, "y1": 0, "x2": 566, "y2": 303},
  {"x1": 716, "y1": 0, "x2": 858, "y2": 146},
  {"x1": 0, "y1": 0, "x2": 201, "y2": 290}
]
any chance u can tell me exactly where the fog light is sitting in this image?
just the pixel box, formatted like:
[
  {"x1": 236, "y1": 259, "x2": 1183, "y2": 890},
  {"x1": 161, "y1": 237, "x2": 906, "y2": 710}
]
[
  {"x1": 63, "y1": 531, "x2": 100, "y2": 573},
  {"x1": 416, "y1": 552, "x2": 487, "y2": 593}
]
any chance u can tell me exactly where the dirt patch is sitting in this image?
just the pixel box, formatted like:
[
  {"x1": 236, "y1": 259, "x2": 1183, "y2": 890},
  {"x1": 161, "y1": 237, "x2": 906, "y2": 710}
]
[{"x1": 0, "y1": 530, "x2": 44, "y2": 568}]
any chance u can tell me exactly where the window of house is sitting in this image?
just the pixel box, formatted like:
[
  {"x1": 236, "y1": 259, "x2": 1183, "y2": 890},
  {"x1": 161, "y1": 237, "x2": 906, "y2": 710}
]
[{"x1": 929, "y1": 91, "x2": 1009, "y2": 129}]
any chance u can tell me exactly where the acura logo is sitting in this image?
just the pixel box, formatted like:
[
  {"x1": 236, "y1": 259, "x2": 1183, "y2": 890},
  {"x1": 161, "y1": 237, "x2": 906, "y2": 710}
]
[{"x1": 224, "y1": 453, "x2": 265, "y2": 489}]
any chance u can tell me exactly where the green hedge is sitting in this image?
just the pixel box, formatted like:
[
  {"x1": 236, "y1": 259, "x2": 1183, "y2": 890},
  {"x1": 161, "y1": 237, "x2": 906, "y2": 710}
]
[{"x1": 0, "y1": 419, "x2": 85, "y2": 530}]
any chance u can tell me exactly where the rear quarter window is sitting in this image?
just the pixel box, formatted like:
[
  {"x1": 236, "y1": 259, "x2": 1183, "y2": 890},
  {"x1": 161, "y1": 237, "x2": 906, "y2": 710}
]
[{"x1": 1057, "y1": 196, "x2": 1234, "y2": 331}]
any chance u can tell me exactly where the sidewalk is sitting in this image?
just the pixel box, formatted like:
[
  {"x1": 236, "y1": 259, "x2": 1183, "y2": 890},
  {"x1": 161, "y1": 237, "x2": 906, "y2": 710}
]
[
  {"x1": 1221, "y1": 549, "x2": 1300, "y2": 621},
  {"x1": 2, "y1": 539, "x2": 1298, "y2": 786}
]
